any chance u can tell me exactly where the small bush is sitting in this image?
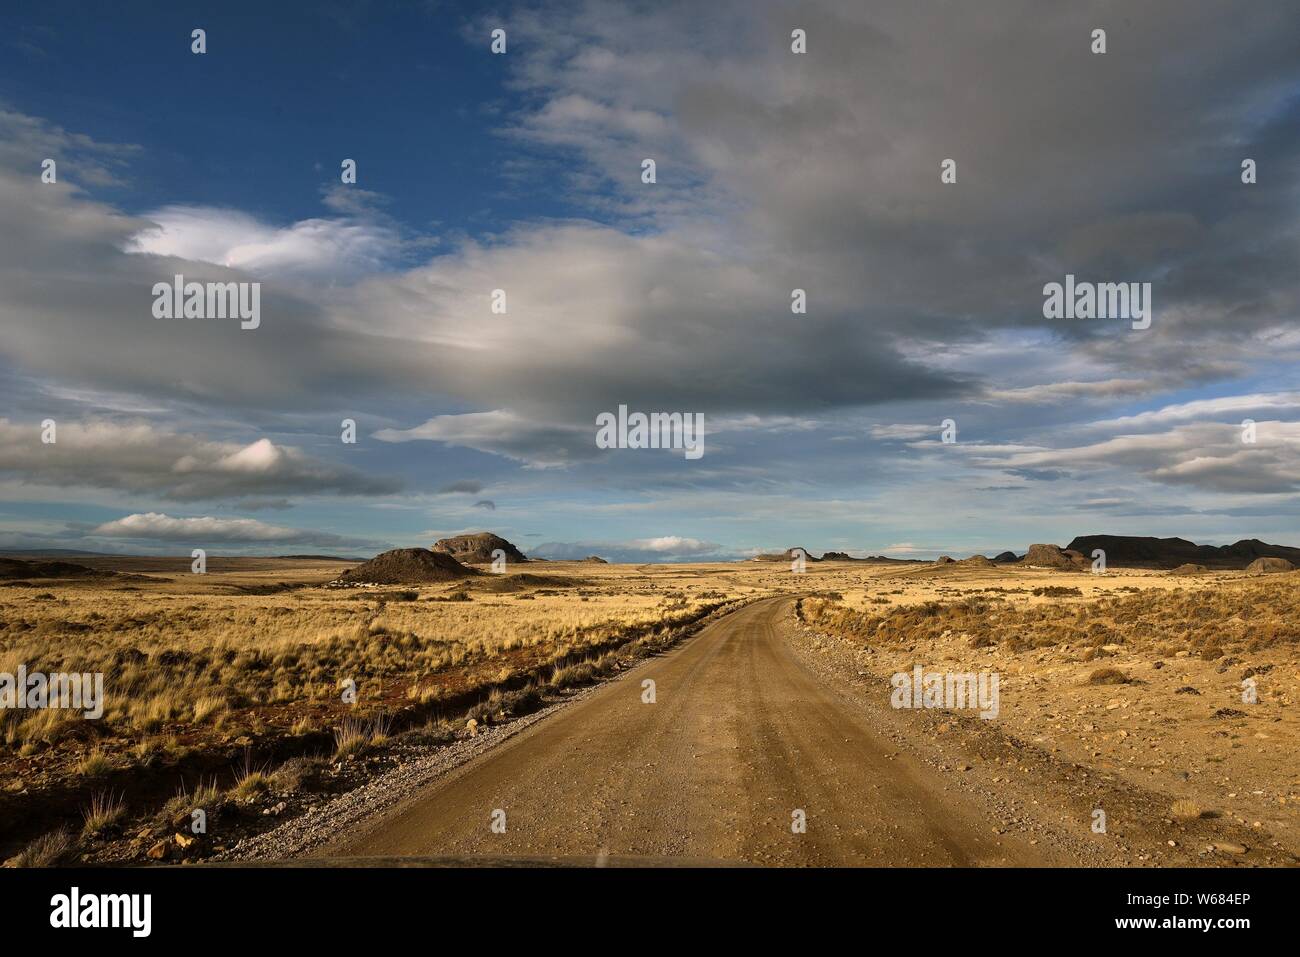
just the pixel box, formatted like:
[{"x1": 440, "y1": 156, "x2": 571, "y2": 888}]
[
  {"x1": 81, "y1": 791, "x2": 127, "y2": 837},
  {"x1": 10, "y1": 829, "x2": 75, "y2": 867},
  {"x1": 75, "y1": 751, "x2": 114, "y2": 778},
  {"x1": 333, "y1": 714, "x2": 390, "y2": 759}
]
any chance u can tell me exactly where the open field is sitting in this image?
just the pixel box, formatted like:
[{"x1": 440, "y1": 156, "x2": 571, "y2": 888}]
[{"x1": 2, "y1": 555, "x2": 1298, "y2": 866}]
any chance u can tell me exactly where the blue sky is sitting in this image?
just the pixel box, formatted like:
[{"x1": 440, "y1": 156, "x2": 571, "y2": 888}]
[
  {"x1": 1, "y1": 1, "x2": 1298, "y2": 561},
  {"x1": 0, "y1": 2, "x2": 583, "y2": 239}
]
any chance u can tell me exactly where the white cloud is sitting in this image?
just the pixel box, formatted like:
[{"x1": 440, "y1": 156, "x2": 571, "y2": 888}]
[
  {"x1": 92, "y1": 512, "x2": 371, "y2": 547},
  {"x1": 374, "y1": 410, "x2": 588, "y2": 468},
  {"x1": 1086, "y1": 392, "x2": 1300, "y2": 431},
  {"x1": 630, "y1": 535, "x2": 716, "y2": 554},
  {"x1": 981, "y1": 421, "x2": 1300, "y2": 494},
  {"x1": 0, "y1": 419, "x2": 399, "y2": 501},
  {"x1": 124, "y1": 204, "x2": 401, "y2": 279},
  {"x1": 870, "y1": 423, "x2": 939, "y2": 441},
  {"x1": 531, "y1": 535, "x2": 725, "y2": 562},
  {"x1": 982, "y1": 379, "x2": 1156, "y2": 404}
]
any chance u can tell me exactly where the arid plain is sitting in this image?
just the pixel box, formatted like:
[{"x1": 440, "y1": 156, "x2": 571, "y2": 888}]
[{"x1": 2, "y1": 544, "x2": 1298, "y2": 867}]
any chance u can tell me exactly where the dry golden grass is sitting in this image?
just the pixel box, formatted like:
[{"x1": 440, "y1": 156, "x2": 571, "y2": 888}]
[
  {"x1": 332, "y1": 714, "x2": 390, "y2": 760},
  {"x1": 80, "y1": 790, "x2": 126, "y2": 836},
  {"x1": 801, "y1": 575, "x2": 1300, "y2": 660},
  {"x1": 0, "y1": 559, "x2": 765, "y2": 797},
  {"x1": 9, "y1": 828, "x2": 75, "y2": 867}
]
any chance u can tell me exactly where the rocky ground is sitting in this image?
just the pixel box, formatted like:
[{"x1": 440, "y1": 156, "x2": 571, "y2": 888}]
[{"x1": 789, "y1": 574, "x2": 1300, "y2": 866}]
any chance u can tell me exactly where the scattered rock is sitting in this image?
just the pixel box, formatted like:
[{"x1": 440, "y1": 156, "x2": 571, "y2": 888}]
[
  {"x1": 1214, "y1": 841, "x2": 1248, "y2": 855},
  {"x1": 1087, "y1": 667, "x2": 1131, "y2": 685}
]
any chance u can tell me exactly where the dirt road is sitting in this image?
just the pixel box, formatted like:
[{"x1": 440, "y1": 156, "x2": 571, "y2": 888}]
[{"x1": 324, "y1": 597, "x2": 1066, "y2": 865}]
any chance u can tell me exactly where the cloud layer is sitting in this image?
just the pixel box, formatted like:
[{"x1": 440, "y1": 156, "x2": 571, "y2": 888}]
[{"x1": 0, "y1": 1, "x2": 1297, "y2": 553}]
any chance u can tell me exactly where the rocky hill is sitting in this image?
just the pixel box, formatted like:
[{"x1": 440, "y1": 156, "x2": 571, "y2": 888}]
[
  {"x1": 334, "y1": 548, "x2": 477, "y2": 585},
  {"x1": 1246, "y1": 556, "x2": 1294, "y2": 575},
  {"x1": 1021, "y1": 544, "x2": 1090, "y2": 569},
  {"x1": 431, "y1": 532, "x2": 528, "y2": 564},
  {"x1": 752, "y1": 547, "x2": 820, "y2": 562}
]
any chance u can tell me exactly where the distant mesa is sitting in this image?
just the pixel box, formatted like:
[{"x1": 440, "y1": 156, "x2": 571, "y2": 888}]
[
  {"x1": 1020, "y1": 544, "x2": 1089, "y2": 570},
  {"x1": 961, "y1": 555, "x2": 996, "y2": 567},
  {"x1": 431, "y1": 532, "x2": 528, "y2": 565},
  {"x1": 820, "y1": 551, "x2": 855, "y2": 561},
  {"x1": 1066, "y1": 535, "x2": 1300, "y2": 570},
  {"x1": 753, "y1": 547, "x2": 820, "y2": 562},
  {"x1": 1246, "y1": 556, "x2": 1294, "y2": 575},
  {"x1": 1170, "y1": 563, "x2": 1209, "y2": 576},
  {"x1": 992, "y1": 551, "x2": 1020, "y2": 563},
  {"x1": 936, "y1": 555, "x2": 957, "y2": 564},
  {"x1": 580, "y1": 555, "x2": 608, "y2": 563},
  {"x1": 333, "y1": 548, "x2": 477, "y2": 585}
]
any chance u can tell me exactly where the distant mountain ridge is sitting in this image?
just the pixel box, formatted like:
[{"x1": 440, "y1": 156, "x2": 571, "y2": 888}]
[{"x1": 1065, "y1": 535, "x2": 1300, "y2": 569}]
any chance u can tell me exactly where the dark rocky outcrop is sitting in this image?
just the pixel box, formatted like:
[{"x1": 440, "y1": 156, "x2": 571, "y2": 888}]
[
  {"x1": 431, "y1": 533, "x2": 528, "y2": 565},
  {"x1": 1021, "y1": 544, "x2": 1089, "y2": 569},
  {"x1": 752, "y1": 547, "x2": 820, "y2": 562}
]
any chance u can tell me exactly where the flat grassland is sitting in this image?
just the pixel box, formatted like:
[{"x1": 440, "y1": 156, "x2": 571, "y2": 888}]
[{"x1": 1, "y1": 556, "x2": 1297, "y2": 865}]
